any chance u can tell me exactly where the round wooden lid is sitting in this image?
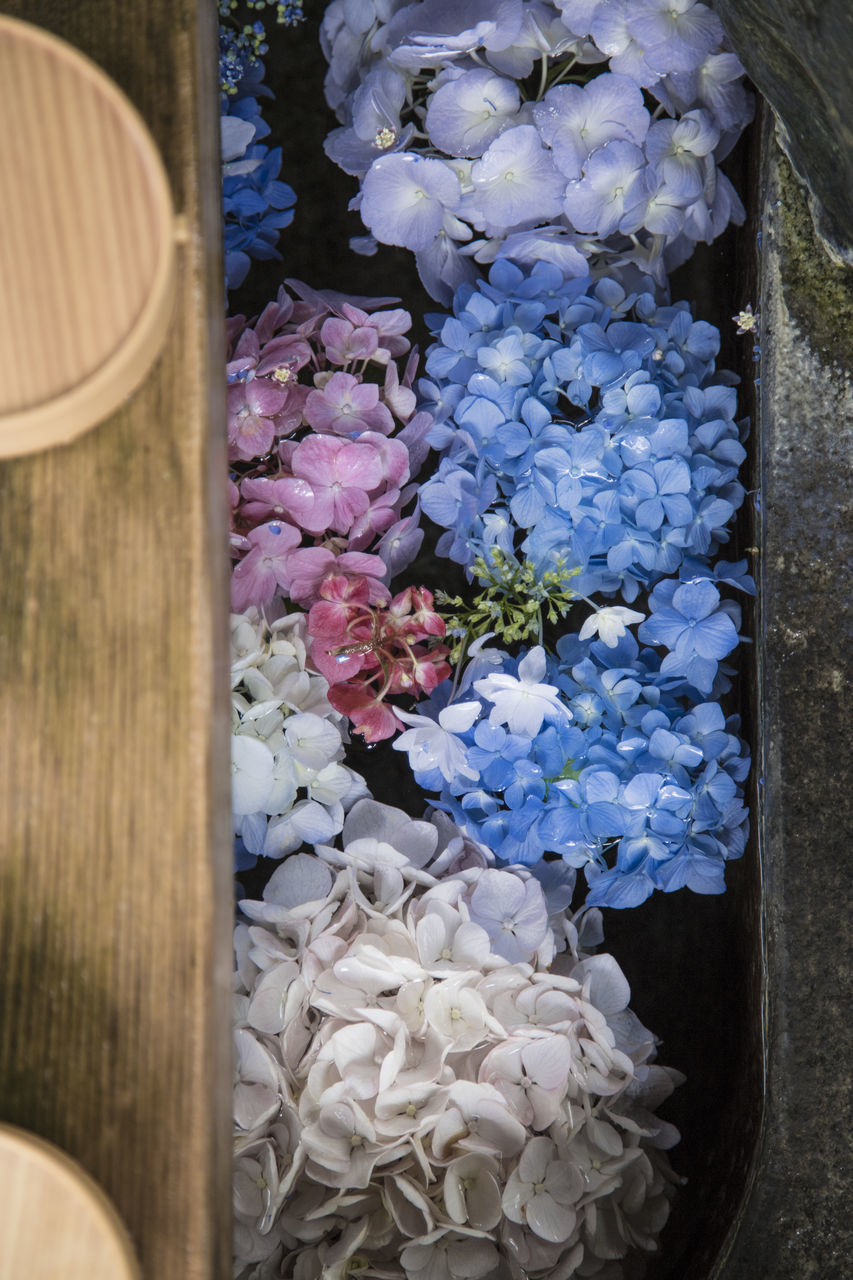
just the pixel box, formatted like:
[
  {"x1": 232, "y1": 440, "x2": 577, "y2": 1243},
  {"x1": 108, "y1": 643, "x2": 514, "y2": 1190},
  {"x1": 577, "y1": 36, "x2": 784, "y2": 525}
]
[
  {"x1": 0, "y1": 16, "x2": 176, "y2": 457},
  {"x1": 0, "y1": 1125, "x2": 140, "y2": 1277}
]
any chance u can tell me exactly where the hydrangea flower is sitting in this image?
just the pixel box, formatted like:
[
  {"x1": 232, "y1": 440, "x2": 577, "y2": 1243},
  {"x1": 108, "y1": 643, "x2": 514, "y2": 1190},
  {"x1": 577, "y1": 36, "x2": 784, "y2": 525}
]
[
  {"x1": 219, "y1": 7, "x2": 300, "y2": 292},
  {"x1": 230, "y1": 607, "x2": 367, "y2": 869},
  {"x1": 321, "y1": 0, "x2": 753, "y2": 300},
  {"x1": 639, "y1": 575, "x2": 742, "y2": 693},
  {"x1": 418, "y1": 263, "x2": 748, "y2": 605},
  {"x1": 308, "y1": 579, "x2": 451, "y2": 742},
  {"x1": 222, "y1": 143, "x2": 297, "y2": 292},
  {"x1": 474, "y1": 645, "x2": 571, "y2": 736},
  {"x1": 233, "y1": 798, "x2": 682, "y2": 1279},
  {"x1": 228, "y1": 280, "x2": 434, "y2": 614},
  {"x1": 393, "y1": 626, "x2": 750, "y2": 907}
]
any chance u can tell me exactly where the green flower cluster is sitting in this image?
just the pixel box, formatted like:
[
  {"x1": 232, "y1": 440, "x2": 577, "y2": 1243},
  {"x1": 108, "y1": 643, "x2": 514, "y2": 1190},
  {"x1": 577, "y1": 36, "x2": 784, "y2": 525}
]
[{"x1": 436, "y1": 548, "x2": 580, "y2": 660}]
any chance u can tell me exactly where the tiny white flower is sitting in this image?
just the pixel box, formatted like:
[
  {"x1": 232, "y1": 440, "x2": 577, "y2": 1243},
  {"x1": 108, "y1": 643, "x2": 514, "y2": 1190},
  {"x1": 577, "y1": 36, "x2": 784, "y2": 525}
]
[
  {"x1": 473, "y1": 646, "x2": 571, "y2": 736},
  {"x1": 578, "y1": 605, "x2": 645, "y2": 647}
]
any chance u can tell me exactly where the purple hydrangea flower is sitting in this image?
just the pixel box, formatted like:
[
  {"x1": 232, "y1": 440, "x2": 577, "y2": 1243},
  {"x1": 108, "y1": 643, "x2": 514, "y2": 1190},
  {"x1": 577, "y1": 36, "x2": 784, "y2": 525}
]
[
  {"x1": 533, "y1": 74, "x2": 649, "y2": 180},
  {"x1": 361, "y1": 152, "x2": 461, "y2": 250},
  {"x1": 426, "y1": 66, "x2": 521, "y2": 158},
  {"x1": 322, "y1": 0, "x2": 753, "y2": 296}
]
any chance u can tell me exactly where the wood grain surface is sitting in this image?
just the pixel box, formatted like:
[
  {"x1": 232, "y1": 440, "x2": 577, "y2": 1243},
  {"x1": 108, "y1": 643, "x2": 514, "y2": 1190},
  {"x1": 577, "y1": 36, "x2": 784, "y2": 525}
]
[{"x1": 0, "y1": 3, "x2": 232, "y2": 1278}]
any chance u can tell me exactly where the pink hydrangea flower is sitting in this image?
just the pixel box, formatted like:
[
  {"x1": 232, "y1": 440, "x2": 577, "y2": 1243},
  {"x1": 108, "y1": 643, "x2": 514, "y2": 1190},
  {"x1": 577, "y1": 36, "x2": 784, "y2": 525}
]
[
  {"x1": 227, "y1": 380, "x2": 290, "y2": 463},
  {"x1": 230, "y1": 521, "x2": 301, "y2": 612},
  {"x1": 326, "y1": 683, "x2": 404, "y2": 742},
  {"x1": 345, "y1": 491, "x2": 403, "y2": 550},
  {"x1": 307, "y1": 578, "x2": 450, "y2": 741},
  {"x1": 286, "y1": 548, "x2": 388, "y2": 609},
  {"x1": 304, "y1": 371, "x2": 396, "y2": 436},
  {"x1": 338, "y1": 301, "x2": 413, "y2": 359},
  {"x1": 382, "y1": 357, "x2": 418, "y2": 421},
  {"x1": 273, "y1": 435, "x2": 387, "y2": 535},
  {"x1": 319, "y1": 315, "x2": 381, "y2": 365},
  {"x1": 254, "y1": 334, "x2": 313, "y2": 379},
  {"x1": 307, "y1": 573, "x2": 376, "y2": 651},
  {"x1": 226, "y1": 282, "x2": 430, "y2": 591},
  {"x1": 355, "y1": 430, "x2": 411, "y2": 487},
  {"x1": 238, "y1": 476, "x2": 300, "y2": 525}
]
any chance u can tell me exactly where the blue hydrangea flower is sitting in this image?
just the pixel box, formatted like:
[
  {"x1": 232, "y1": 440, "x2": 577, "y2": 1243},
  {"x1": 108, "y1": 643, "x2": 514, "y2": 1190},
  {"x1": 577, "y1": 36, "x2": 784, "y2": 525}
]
[
  {"x1": 219, "y1": 7, "x2": 299, "y2": 292},
  {"x1": 418, "y1": 264, "x2": 748, "y2": 603},
  {"x1": 223, "y1": 144, "x2": 296, "y2": 290},
  {"x1": 393, "y1": 631, "x2": 750, "y2": 909},
  {"x1": 638, "y1": 576, "x2": 742, "y2": 694}
]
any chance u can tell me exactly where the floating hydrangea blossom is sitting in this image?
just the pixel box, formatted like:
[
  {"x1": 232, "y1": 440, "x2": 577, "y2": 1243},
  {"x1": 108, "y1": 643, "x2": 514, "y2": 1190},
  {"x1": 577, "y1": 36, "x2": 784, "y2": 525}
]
[
  {"x1": 228, "y1": 280, "x2": 434, "y2": 616},
  {"x1": 219, "y1": 5, "x2": 301, "y2": 291},
  {"x1": 230, "y1": 607, "x2": 367, "y2": 869},
  {"x1": 233, "y1": 799, "x2": 682, "y2": 1278},
  {"x1": 418, "y1": 262, "x2": 748, "y2": 605},
  {"x1": 308, "y1": 578, "x2": 452, "y2": 742},
  {"x1": 321, "y1": 0, "x2": 753, "y2": 300},
  {"x1": 393, "y1": 624, "x2": 750, "y2": 906}
]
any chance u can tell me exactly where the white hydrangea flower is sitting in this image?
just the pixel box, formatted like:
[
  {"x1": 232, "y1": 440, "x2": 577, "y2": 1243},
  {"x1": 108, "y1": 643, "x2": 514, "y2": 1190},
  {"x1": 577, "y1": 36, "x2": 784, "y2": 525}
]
[
  {"x1": 232, "y1": 801, "x2": 681, "y2": 1280},
  {"x1": 474, "y1": 645, "x2": 571, "y2": 736},
  {"x1": 502, "y1": 1135, "x2": 583, "y2": 1242},
  {"x1": 231, "y1": 609, "x2": 365, "y2": 861}
]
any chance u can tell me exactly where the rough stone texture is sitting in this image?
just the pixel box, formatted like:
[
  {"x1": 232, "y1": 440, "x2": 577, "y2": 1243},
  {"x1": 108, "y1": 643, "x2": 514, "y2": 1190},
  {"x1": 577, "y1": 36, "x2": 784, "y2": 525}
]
[
  {"x1": 711, "y1": 120, "x2": 853, "y2": 1280},
  {"x1": 716, "y1": 0, "x2": 853, "y2": 262}
]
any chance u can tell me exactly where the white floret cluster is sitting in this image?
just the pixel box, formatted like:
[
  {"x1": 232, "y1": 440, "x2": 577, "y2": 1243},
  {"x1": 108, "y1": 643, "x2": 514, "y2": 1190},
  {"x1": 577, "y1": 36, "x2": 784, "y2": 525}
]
[
  {"x1": 233, "y1": 798, "x2": 681, "y2": 1280},
  {"x1": 231, "y1": 608, "x2": 368, "y2": 862}
]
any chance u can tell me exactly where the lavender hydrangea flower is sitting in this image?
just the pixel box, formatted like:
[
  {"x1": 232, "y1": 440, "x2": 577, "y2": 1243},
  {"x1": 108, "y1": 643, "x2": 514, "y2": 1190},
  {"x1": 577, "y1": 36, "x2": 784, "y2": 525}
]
[
  {"x1": 533, "y1": 73, "x2": 649, "y2": 180},
  {"x1": 561, "y1": 137, "x2": 648, "y2": 237},
  {"x1": 321, "y1": 0, "x2": 753, "y2": 298},
  {"x1": 465, "y1": 126, "x2": 567, "y2": 235},
  {"x1": 426, "y1": 66, "x2": 521, "y2": 157},
  {"x1": 361, "y1": 152, "x2": 462, "y2": 249},
  {"x1": 324, "y1": 65, "x2": 414, "y2": 176},
  {"x1": 384, "y1": 0, "x2": 525, "y2": 68}
]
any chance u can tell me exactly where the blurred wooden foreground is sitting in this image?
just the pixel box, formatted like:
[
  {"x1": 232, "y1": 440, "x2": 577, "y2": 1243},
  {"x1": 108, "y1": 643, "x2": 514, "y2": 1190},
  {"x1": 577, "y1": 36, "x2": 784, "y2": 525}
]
[{"x1": 0, "y1": 2, "x2": 232, "y2": 1277}]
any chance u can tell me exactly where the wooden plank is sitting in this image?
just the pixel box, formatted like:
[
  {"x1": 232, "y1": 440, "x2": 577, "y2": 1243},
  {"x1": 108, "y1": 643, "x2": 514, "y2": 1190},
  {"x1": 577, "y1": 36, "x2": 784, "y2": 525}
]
[{"x1": 0, "y1": 3, "x2": 232, "y2": 1278}]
